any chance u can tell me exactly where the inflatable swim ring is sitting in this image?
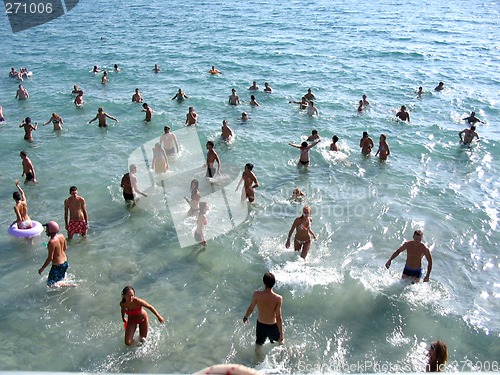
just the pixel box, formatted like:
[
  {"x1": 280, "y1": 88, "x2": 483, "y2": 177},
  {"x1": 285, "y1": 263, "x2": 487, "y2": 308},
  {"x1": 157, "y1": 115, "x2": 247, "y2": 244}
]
[{"x1": 8, "y1": 221, "x2": 43, "y2": 238}]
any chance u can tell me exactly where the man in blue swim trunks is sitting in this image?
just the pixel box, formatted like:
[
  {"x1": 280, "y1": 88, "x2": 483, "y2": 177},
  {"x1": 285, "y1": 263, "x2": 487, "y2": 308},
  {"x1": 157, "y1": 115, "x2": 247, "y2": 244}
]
[
  {"x1": 243, "y1": 272, "x2": 284, "y2": 347},
  {"x1": 38, "y1": 221, "x2": 71, "y2": 287},
  {"x1": 385, "y1": 230, "x2": 433, "y2": 283}
]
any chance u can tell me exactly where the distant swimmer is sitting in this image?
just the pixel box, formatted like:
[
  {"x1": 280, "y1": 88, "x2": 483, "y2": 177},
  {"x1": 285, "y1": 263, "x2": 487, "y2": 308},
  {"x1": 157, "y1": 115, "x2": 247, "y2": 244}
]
[
  {"x1": 285, "y1": 205, "x2": 317, "y2": 259},
  {"x1": 92, "y1": 65, "x2": 100, "y2": 73},
  {"x1": 462, "y1": 111, "x2": 485, "y2": 125},
  {"x1": 329, "y1": 135, "x2": 339, "y2": 151},
  {"x1": 120, "y1": 286, "x2": 165, "y2": 346},
  {"x1": 209, "y1": 65, "x2": 221, "y2": 75},
  {"x1": 38, "y1": 221, "x2": 74, "y2": 288},
  {"x1": 114, "y1": 63, "x2": 120, "y2": 72},
  {"x1": 159, "y1": 126, "x2": 180, "y2": 155},
  {"x1": 248, "y1": 81, "x2": 259, "y2": 90},
  {"x1": 459, "y1": 125, "x2": 480, "y2": 145},
  {"x1": 185, "y1": 106, "x2": 198, "y2": 126},
  {"x1": 250, "y1": 95, "x2": 260, "y2": 106},
  {"x1": 289, "y1": 96, "x2": 308, "y2": 110},
  {"x1": 0, "y1": 105, "x2": 5, "y2": 122},
  {"x1": 152, "y1": 142, "x2": 169, "y2": 173},
  {"x1": 357, "y1": 100, "x2": 364, "y2": 113},
  {"x1": 229, "y1": 88, "x2": 241, "y2": 105},
  {"x1": 101, "y1": 71, "x2": 108, "y2": 84},
  {"x1": 375, "y1": 134, "x2": 390, "y2": 161},
  {"x1": 153, "y1": 64, "x2": 161, "y2": 73},
  {"x1": 43, "y1": 112, "x2": 64, "y2": 131},
  {"x1": 292, "y1": 187, "x2": 306, "y2": 201},
  {"x1": 416, "y1": 86, "x2": 424, "y2": 97},
  {"x1": 184, "y1": 179, "x2": 201, "y2": 216},
  {"x1": 15, "y1": 84, "x2": 29, "y2": 100},
  {"x1": 142, "y1": 103, "x2": 153, "y2": 122},
  {"x1": 241, "y1": 112, "x2": 249, "y2": 121},
  {"x1": 88, "y1": 107, "x2": 119, "y2": 127},
  {"x1": 434, "y1": 81, "x2": 444, "y2": 91},
  {"x1": 396, "y1": 105, "x2": 410, "y2": 121},
  {"x1": 307, "y1": 130, "x2": 320, "y2": 142},
  {"x1": 385, "y1": 229, "x2": 433, "y2": 283},
  {"x1": 362, "y1": 94, "x2": 370, "y2": 106},
  {"x1": 264, "y1": 82, "x2": 272, "y2": 93},
  {"x1": 19, "y1": 117, "x2": 37, "y2": 142},
  {"x1": 304, "y1": 88, "x2": 315, "y2": 101},
  {"x1": 221, "y1": 119, "x2": 234, "y2": 142},
  {"x1": 243, "y1": 272, "x2": 284, "y2": 347},
  {"x1": 195, "y1": 202, "x2": 209, "y2": 246},
  {"x1": 72, "y1": 85, "x2": 81, "y2": 94},
  {"x1": 121, "y1": 164, "x2": 148, "y2": 206},
  {"x1": 360, "y1": 131, "x2": 374, "y2": 156},
  {"x1": 64, "y1": 186, "x2": 89, "y2": 240},
  {"x1": 12, "y1": 179, "x2": 32, "y2": 229},
  {"x1": 74, "y1": 91, "x2": 84, "y2": 107},
  {"x1": 20, "y1": 151, "x2": 37, "y2": 184},
  {"x1": 131, "y1": 88, "x2": 143, "y2": 103},
  {"x1": 236, "y1": 163, "x2": 259, "y2": 203},
  {"x1": 306, "y1": 101, "x2": 319, "y2": 116},
  {"x1": 9, "y1": 67, "x2": 18, "y2": 78},
  {"x1": 205, "y1": 140, "x2": 221, "y2": 177},
  {"x1": 288, "y1": 140, "x2": 320, "y2": 168},
  {"x1": 171, "y1": 88, "x2": 188, "y2": 101}
]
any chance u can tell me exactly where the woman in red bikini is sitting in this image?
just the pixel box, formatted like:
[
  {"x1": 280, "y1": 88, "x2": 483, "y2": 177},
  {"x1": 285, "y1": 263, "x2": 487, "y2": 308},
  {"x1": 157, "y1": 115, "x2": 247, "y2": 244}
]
[
  {"x1": 285, "y1": 205, "x2": 317, "y2": 259},
  {"x1": 120, "y1": 286, "x2": 165, "y2": 346}
]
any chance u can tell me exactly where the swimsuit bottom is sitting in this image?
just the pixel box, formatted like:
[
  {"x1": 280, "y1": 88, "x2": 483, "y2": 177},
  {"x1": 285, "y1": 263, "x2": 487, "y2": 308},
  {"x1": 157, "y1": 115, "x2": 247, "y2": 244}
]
[
  {"x1": 256, "y1": 320, "x2": 280, "y2": 345},
  {"x1": 68, "y1": 220, "x2": 87, "y2": 236},
  {"x1": 403, "y1": 266, "x2": 422, "y2": 279},
  {"x1": 47, "y1": 261, "x2": 68, "y2": 286}
]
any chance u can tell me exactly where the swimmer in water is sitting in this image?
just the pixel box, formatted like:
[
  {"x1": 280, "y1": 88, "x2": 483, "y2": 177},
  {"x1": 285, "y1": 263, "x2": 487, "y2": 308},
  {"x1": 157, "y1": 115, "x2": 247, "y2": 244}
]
[
  {"x1": 209, "y1": 65, "x2": 221, "y2": 75},
  {"x1": 288, "y1": 140, "x2": 320, "y2": 168},
  {"x1": 43, "y1": 113, "x2": 64, "y2": 131},
  {"x1": 88, "y1": 107, "x2": 119, "y2": 127},
  {"x1": 285, "y1": 205, "x2": 317, "y2": 259}
]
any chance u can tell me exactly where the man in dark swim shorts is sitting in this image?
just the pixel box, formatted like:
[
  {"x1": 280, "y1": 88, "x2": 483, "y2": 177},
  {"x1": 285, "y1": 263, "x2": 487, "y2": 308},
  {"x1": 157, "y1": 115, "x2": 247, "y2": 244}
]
[
  {"x1": 38, "y1": 221, "x2": 72, "y2": 287},
  {"x1": 47, "y1": 261, "x2": 69, "y2": 286},
  {"x1": 243, "y1": 272, "x2": 284, "y2": 346}
]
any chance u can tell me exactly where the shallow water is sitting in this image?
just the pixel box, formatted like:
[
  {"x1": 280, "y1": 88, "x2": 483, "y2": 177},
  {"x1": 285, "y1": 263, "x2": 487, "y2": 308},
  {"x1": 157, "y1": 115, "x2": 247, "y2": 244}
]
[{"x1": 0, "y1": 0, "x2": 499, "y2": 373}]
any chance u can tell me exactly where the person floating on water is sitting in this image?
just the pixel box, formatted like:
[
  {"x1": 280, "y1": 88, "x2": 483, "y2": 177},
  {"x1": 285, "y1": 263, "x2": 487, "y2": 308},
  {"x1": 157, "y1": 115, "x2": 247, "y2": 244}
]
[
  {"x1": 462, "y1": 111, "x2": 485, "y2": 125},
  {"x1": 64, "y1": 186, "x2": 89, "y2": 240},
  {"x1": 120, "y1": 286, "x2": 165, "y2": 346},
  {"x1": 236, "y1": 163, "x2": 259, "y2": 203},
  {"x1": 288, "y1": 140, "x2": 320, "y2": 169},
  {"x1": 459, "y1": 125, "x2": 480, "y2": 145},
  {"x1": 243, "y1": 272, "x2": 284, "y2": 347},
  {"x1": 434, "y1": 81, "x2": 444, "y2": 91},
  {"x1": 20, "y1": 150, "x2": 36, "y2": 184},
  {"x1": 285, "y1": 205, "x2": 317, "y2": 259},
  {"x1": 385, "y1": 229, "x2": 433, "y2": 283},
  {"x1": 38, "y1": 221, "x2": 74, "y2": 287},
  {"x1": 209, "y1": 65, "x2": 221, "y2": 75}
]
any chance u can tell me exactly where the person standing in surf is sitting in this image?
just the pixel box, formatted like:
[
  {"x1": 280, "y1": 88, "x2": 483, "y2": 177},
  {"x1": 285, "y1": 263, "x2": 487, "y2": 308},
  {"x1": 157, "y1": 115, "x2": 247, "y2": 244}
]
[
  {"x1": 285, "y1": 205, "x2": 317, "y2": 259},
  {"x1": 120, "y1": 286, "x2": 165, "y2": 346}
]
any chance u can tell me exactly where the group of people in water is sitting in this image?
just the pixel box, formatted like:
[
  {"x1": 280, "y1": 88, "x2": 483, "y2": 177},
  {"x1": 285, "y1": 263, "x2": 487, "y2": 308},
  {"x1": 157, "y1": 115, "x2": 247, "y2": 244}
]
[{"x1": 5, "y1": 64, "x2": 461, "y2": 369}]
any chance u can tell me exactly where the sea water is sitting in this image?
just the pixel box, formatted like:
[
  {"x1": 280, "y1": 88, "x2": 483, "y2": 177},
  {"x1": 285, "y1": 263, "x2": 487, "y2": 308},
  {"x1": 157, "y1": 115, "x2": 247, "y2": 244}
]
[{"x1": 0, "y1": 0, "x2": 499, "y2": 373}]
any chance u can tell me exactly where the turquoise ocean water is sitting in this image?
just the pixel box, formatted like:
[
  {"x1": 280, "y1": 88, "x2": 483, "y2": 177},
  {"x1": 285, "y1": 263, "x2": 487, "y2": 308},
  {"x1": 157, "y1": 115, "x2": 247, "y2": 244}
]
[{"x1": 0, "y1": 0, "x2": 499, "y2": 373}]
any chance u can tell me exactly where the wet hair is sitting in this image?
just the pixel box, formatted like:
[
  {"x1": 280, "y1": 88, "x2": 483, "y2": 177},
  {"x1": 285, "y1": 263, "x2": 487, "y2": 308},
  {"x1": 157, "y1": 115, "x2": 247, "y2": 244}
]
[
  {"x1": 245, "y1": 163, "x2": 254, "y2": 171},
  {"x1": 69, "y1": 186, "x2": 77, "y2": 193},
  {"x1": 414, "y1": 229, "x2": 423, "y2": 237},
  {"x1": 206, "y1": 140, "x2": 214, "y2": 147},
  {"x1": 98, "y1": 107, "x2": 103, "y2": 112},
  {"x1": 428, "y1": 340, "x2": 448, "y2": 372},
  {"x1": 13, "y1": 192, "x2": 22, "y2": 201},
  {"x1": 380, "y1": 134, "x2": 387, "y2": 140},
  {"x1": 251, "y1": 95, "x2": 256, "y2": 100},
  {"x1": 263, "y1": 272, "x2": 276, "y2": 288},
  {"x1": 363, "y1": 131, "x2": 368, "y2": 137},
  {"x1": 142, "y1": 103, "x2": 149, "y2": 108},
  {"x1": 190, "y1": 179, "x2": 199, "y2": 197},
  {"x1": 24, "y1": 117, "x2": 31, "y2": 124},
  {"x1": 471, "y1": 125, "x2": 476, "y2": 131},
  {"x1": 164, "y1": 126, "x2": 170, "y2": 131},
  {"x1": 121, "y1": 285, "x2": 135, "y2": 303},
  {"x1": 199, "y1": 201, "x2": 209, "y2": 213},
  {"x1": 20, "y1": 150, "x2": 27, "y2": 157},
  {"x1": 332, "y1": 135, "x2": 339, "y2": 143},
  {"x1": 311, "y1": 130, "x2": 318, "y2": 135},
  {"x1": 301, "y1": 141, "x2": 308, "y2": 148}
]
